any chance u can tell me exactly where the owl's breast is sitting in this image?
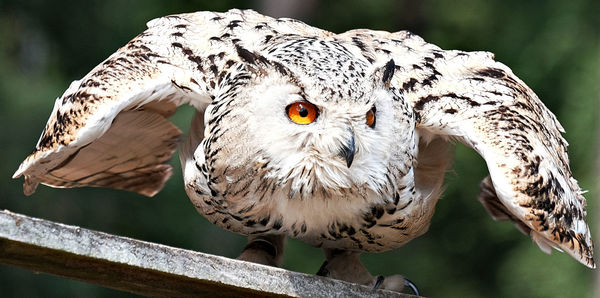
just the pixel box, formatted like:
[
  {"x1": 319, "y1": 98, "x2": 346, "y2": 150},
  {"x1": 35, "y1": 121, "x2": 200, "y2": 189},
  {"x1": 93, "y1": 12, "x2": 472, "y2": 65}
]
[{"x1": 184, "y1": 157, "x2": 443, "y2": 252}]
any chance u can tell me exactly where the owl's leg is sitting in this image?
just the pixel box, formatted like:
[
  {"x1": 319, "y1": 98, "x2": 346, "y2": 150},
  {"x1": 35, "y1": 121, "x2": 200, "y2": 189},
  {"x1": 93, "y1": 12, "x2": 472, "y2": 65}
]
[
  {"x1": 317, "y1": 249, "x2": 417, "y2": 294},
  {"x1": 237, "y1": 234, "x2": 286, "y2": 267}
]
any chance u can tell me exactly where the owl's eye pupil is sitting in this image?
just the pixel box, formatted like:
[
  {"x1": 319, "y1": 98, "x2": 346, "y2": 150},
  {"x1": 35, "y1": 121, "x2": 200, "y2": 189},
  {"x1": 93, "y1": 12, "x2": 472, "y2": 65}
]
[{"x1": 299, "y1": 107, "x2": 309, "y2": 117}]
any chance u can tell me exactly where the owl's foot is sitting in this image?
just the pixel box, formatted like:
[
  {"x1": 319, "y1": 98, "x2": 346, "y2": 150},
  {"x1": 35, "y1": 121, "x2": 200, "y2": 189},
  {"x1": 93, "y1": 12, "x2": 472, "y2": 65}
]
[
  {"x1": 236, "y1": 234, "x2": 286, "y2": 267},
  {"x1": 317, "y1": 249, "x2": 418, "y2": 294},
  {"x1": 373, "y1": 275, "x2": 420, "y2": 295}
]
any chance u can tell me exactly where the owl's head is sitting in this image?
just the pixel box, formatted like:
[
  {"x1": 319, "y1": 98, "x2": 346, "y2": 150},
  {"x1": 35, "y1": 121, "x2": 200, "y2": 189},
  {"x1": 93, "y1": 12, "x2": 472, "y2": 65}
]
[{"x1": 204, "y1": 39, "x2": 417, "y2": 200}]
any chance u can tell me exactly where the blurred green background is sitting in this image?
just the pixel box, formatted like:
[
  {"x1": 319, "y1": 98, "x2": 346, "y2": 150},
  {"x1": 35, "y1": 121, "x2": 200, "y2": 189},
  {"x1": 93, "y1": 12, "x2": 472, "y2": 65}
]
[{"x1": 1, "y1": 0, "x2": 598, "y2": 297}]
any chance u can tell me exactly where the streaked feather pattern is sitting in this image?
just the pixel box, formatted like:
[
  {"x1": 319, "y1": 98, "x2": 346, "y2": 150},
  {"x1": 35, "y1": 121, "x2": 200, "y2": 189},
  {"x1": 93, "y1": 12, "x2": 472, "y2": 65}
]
[{"x1": 14, "y1": 9, "x2": 594, "y2": 274}]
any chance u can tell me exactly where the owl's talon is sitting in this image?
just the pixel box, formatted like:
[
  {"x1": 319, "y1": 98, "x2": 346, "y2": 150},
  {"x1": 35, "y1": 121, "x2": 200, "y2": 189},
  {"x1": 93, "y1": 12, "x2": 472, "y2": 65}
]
[
  {"x1": 316, "y1": 260, "x2": 330, "y2": 276},
  {"x1": 318, "y1": 249, "x2": 415, "y2": 294},
  {"x1": 372, "y1": 275, "x2": 385, "y2": 291},
  {"x1": 370, "y1": 274, "x2": 412, "y2": 293},
  {"x1": 372, "y1": 275, "x2": 420, "y2": 295},
  {"x1": 404, "y1": 278, "x2": 419, "y2": 296}
]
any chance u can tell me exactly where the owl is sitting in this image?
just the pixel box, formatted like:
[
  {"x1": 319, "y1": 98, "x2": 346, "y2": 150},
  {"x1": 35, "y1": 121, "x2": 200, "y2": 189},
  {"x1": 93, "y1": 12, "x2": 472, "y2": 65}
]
[{"x1": 13, "y1": 9, "x2": 595, "y2": 294}]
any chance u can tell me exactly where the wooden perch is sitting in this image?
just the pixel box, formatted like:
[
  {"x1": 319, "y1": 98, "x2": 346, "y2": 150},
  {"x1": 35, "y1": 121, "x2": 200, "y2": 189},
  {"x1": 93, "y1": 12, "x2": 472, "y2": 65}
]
[{"x1": 0, "y1": 209, "x2": 415, "y2": 297}]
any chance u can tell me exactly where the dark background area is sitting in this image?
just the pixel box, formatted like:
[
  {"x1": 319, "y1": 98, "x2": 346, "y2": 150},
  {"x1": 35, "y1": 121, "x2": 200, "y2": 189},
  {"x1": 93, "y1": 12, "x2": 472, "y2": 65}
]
[{"x1": 1, "y1": 0, "x2": 598, "y2": 297}]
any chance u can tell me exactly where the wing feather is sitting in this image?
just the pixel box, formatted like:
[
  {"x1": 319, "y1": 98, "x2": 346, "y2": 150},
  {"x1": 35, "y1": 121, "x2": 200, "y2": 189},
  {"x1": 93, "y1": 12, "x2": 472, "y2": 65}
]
[
  {"x1": 34, "y1": 110, "x2": 180, "y2": 196},
  {"x1": 347, "y1": 30, "x2": 595, "y2": 268},
  {"x1": 13, "y1": 9, "x2": 326, "y2": 196}
]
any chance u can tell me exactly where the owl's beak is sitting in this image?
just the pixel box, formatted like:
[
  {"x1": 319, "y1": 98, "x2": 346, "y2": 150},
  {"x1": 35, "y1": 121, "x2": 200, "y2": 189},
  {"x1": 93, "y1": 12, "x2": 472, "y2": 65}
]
[{"x1": 338, "y1": 130, "x2": 355, "y2": 168}]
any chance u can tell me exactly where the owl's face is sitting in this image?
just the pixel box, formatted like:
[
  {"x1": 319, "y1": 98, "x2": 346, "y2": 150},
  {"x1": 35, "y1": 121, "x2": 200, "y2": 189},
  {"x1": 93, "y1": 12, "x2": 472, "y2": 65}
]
[{"x1": 218, "y1": 63, "x2": 415, "y2": 201}]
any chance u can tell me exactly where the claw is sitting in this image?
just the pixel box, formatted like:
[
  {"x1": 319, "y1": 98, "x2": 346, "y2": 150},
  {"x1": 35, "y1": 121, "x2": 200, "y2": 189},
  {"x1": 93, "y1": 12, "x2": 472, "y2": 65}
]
[
  {"x1": 372, "y1": 275, "x2": 385, "y2": 291},
  {"x1": 372, "y1": 275, "x2": 419, "y2": 295},
  {"x1": 316, "y1": 260, "x2": 330, "y2": 276},
  {"x1": 404, "y1": 278, "x2": 420, "y2": 296}
]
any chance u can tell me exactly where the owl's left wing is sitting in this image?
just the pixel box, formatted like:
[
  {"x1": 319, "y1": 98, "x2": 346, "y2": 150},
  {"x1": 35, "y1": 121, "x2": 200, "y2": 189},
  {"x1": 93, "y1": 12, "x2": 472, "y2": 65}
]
[
  {"x1": 13, "y1": 9, "x2": 328, "y2": 197},
  {"x1": 342, "y1": 30, "x2": 595, "y2": 268}
]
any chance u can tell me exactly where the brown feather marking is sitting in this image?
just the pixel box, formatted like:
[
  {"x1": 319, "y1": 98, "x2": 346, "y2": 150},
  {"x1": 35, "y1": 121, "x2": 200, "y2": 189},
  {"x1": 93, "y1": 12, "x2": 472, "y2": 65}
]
[
  {"x1": 38, "y1": 110, "x2": 181, "y2": 196},
  {"x1": 478, "y1": 176, "x2": 531, "y2": 235}
]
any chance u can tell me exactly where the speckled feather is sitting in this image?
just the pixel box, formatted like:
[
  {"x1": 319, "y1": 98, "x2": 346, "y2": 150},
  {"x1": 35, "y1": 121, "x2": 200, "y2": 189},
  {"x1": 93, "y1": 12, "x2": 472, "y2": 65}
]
[{"x1": 14, "y1": 9, "x2": 594, "y2": 268}]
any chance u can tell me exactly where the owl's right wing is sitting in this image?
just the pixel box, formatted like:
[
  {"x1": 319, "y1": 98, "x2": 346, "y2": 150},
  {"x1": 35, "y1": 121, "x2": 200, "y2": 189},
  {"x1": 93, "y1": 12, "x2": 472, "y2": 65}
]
[
  {"x1": 343, "y1": 30, "x2": 595, "y2": 268},
  {"x1": 13, "y1": 9, "x2": 327, "y2": 197}
]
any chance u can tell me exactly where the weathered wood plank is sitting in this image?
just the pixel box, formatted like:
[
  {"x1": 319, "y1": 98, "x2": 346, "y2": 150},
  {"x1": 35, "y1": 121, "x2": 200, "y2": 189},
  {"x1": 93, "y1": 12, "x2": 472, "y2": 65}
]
[{"x1": 0, "y1": 209, "x2": 414, "y2": 297}]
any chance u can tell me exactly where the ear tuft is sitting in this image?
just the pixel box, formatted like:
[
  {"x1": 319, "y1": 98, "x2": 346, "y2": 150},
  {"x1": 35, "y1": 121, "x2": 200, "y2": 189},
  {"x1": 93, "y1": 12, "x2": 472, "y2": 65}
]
[{"x1": 382, "y1": 59, "x2": 395, "y2": 88}]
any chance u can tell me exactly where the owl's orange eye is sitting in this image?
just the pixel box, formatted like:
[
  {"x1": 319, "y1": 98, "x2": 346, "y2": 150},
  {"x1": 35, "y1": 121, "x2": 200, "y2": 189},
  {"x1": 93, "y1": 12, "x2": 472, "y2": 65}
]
[
  {"x1": 366, "y1": 106, "x2": 376, "y2": 128},
  {"x1": 286, "y1": 102, "x2": 318, "y2": 125}
]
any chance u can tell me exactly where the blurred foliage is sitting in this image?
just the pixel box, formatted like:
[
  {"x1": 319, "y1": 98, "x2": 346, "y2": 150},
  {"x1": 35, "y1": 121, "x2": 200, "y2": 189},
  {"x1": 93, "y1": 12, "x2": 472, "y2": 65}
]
[{"x1": 1, "y1": 0, "x2": 598, "y2": 297}]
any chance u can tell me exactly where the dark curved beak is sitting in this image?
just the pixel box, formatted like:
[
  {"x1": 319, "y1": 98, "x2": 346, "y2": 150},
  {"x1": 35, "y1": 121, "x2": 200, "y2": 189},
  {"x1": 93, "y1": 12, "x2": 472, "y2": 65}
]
[{"x1": 338, "y1": 130, "x2": 355, "y2": 168}]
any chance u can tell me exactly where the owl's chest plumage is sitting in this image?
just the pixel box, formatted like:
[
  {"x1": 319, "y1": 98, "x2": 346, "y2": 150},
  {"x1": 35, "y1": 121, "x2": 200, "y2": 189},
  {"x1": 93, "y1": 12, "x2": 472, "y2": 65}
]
[{"x1": 183, "y1": 133, "x2": 444, "y2": 252}]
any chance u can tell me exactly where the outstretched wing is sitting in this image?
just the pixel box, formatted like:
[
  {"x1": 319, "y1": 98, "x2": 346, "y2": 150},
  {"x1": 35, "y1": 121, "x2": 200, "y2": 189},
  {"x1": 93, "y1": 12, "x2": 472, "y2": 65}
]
[
  {"x1": 341, "y1": 30, "x2": 595, "y2": 268},
  {"x1": 13, "y1": 9, "x2": 328, "y2": 197}
]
